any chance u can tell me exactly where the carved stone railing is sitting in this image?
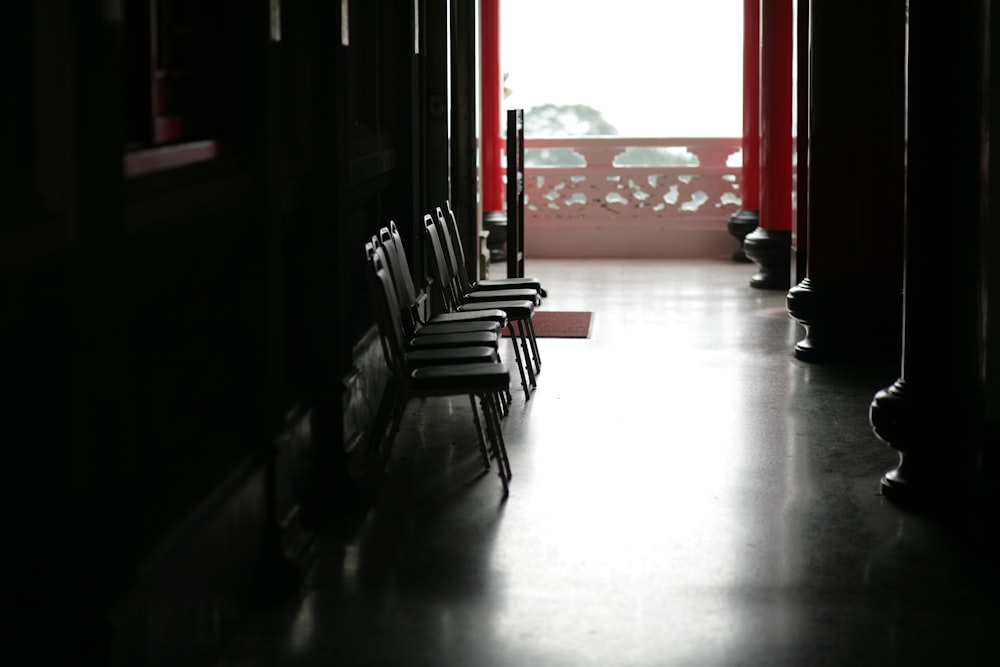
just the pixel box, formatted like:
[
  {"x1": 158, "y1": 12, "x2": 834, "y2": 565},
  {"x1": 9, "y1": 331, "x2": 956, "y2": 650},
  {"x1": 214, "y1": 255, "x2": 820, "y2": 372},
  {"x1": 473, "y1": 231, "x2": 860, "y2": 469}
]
[{"x1": 523, "y1": 137, "x2": 742, "y2": 224}]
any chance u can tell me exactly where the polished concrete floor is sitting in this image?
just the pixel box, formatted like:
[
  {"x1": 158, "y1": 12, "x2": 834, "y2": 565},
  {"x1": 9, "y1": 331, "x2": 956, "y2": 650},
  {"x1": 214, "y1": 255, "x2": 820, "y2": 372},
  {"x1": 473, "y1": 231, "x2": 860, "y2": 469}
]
[{"x1": 220, "y1": 259, "x2": 1000, "y2": 667}]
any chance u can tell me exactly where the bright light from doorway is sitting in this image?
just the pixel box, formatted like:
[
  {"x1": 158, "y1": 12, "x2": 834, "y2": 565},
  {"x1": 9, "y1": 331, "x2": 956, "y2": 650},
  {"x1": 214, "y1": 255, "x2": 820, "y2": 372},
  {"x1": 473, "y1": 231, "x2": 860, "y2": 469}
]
[{"x1": 501, "y1": 0, "x2": 744, "y2": 137}]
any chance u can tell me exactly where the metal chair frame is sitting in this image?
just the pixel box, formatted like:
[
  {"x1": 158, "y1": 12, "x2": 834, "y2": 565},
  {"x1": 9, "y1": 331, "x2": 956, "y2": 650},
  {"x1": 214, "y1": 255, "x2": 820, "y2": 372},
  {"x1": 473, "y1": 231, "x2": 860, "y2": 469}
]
[{"x1": 364, "y1": 241, "x2": 512, "y2": 492}]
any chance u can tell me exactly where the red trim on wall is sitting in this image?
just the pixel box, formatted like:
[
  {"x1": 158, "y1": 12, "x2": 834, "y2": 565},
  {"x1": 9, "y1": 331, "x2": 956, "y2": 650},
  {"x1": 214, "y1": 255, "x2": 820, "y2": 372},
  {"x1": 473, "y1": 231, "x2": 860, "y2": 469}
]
[{"x1": 124, "y1": 140, "x2": 219, "y2": 177}]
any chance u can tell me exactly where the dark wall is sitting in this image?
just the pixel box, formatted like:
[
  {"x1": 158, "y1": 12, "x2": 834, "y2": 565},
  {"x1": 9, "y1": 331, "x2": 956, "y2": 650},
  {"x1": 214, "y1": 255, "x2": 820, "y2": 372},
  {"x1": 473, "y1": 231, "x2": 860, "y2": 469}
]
[{"x1": 3, "y1": 0, "x2": 453, "y2": 663}]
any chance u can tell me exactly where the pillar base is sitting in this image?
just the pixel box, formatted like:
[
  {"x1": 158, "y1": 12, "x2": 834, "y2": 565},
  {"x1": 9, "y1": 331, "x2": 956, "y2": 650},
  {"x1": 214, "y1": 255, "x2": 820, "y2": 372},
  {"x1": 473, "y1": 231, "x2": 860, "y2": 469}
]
[
  {"x1": 727, "y1": 208, "x2": 759, "y2": 262},
  {"x1": 786, "y1": 278, "x2": 902, "y2": 363},
  {"x1": 743, "y1": 228, "x2": 791, "y2": 289},
  {"x1": 880, "y1": 454, "x2": 984, "y2": 514},
  {"x1": 870, "y1": 379, "x2": 982, "y2": 513},
  {"x1": 483, "y1": 210, "x2": 507, "y2": 262}
]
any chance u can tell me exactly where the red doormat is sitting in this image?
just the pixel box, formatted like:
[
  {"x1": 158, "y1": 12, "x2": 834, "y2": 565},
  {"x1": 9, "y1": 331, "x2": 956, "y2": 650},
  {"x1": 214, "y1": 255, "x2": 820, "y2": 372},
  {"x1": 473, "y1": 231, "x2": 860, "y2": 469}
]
[{"x1": 503, "y1": 310, "x2": 593, "y2": 338}]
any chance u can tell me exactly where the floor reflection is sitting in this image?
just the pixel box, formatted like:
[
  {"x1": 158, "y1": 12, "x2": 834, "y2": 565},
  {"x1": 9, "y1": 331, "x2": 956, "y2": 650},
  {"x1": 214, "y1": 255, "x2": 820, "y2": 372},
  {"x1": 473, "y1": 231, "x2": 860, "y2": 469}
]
[{"x1": 219, "y1": 259, "x2": 1000, "y2": 667}]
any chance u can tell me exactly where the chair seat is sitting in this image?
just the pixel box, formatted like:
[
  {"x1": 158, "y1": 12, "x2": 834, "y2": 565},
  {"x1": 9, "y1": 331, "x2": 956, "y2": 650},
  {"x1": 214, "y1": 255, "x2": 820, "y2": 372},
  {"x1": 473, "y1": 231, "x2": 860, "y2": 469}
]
[
  {"x1": 410, "y1": 362, "x2": 510, "y2": 392},
  {"x1": 457, "y1": 300, "x2": 535, "y2": 320},
  {"x1": 473, "y1": 277, "x2": 543, "y2": 293},
  {"x1": 415, "y1": 320, "x2": 501, "y2": 336},
  {"x1": 462, "y1": 287, "x2": 541, "y2": 306},
  {"x1": 408, "y1": 330, "x2": 499, "y2": 349},
  {"x1": 427, "y1": 309, "x2": 509, "y2": 327},
  {"x1": 405, "y1": 346, "x2": 498, "y2": 367}
]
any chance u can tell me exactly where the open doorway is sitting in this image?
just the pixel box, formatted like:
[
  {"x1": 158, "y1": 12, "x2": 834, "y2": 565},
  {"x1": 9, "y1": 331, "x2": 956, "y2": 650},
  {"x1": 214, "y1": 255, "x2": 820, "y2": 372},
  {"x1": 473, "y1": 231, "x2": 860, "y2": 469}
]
[{"x1": 496, "y1": 1, "x2": 746, "y2": 259}]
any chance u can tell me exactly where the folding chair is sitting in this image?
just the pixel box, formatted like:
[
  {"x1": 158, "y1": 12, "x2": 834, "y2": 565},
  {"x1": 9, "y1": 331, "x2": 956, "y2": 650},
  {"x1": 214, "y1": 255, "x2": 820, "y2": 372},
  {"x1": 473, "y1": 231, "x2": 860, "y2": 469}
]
[
  {"x1": 440, "y1": 200, "x2": 546, "y2": 297},
  {"x1": 433, "y1": 207, "x2": 543, "y2": 377},
  {"x1": 379, "y1": 222, "x2": 509, "y2": 333},
  {"x1": 423, "y1": 214, "x2": 539, "y2": 399},
  {"x1": 364, "y1": 242, "x2": 512, "y2": 492},
  {"x1": 366, "y1": 238, "x2": 501, "y2": 354}
]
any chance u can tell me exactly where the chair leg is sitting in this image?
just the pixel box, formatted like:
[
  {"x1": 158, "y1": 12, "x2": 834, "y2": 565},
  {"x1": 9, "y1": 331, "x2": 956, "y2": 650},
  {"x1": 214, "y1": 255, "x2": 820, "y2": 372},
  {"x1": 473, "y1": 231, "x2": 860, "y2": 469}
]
[
  {"x1": 516, "y1": 320, "x2": 537, "y2": 388},
  {"x1": 480, "y1": 393, "x2": 509, "y2": 494},
  {"x1": 469, "y1": 394, "x2": 491, "y2": 469},
  {"x1": 525, "y1": 317, "x2": 541, "y2": 373},
  {"x1": 495, "y1": 387, "x2": 509, "y2": 416},
  {"x1": 506, "y1": 323, "x2": 532, "y2": 399},
  {"x1": 487, "y1": 392, "x2": 512, "y2": 481},
  {"x1": 494, "y1": 351, "x2": 512, "y2": 412}
]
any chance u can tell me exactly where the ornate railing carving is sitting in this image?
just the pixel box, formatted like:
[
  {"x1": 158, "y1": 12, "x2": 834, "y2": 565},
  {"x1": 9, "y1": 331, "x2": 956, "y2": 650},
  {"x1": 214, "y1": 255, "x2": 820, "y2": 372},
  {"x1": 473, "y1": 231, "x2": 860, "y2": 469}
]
[{"x1": 522, "y1": 137, "x2": 742, "y2": 226}]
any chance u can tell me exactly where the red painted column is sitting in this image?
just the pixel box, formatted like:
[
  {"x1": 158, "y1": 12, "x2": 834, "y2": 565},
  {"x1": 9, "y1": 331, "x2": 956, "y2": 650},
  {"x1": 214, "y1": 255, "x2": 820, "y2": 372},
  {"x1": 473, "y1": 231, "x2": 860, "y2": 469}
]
[
  {"x1": 758, "y1": 0, "x2": 793, "y2": 234},
  {"x1": 727, "y1": 0, "x2": 761, "y2": 261},
  {"x1": 480, "y1": 0, "x2": 503, "y2": 213},
  {"x1": 744, "y1": 0, "x2": 793, "y2": 289}
]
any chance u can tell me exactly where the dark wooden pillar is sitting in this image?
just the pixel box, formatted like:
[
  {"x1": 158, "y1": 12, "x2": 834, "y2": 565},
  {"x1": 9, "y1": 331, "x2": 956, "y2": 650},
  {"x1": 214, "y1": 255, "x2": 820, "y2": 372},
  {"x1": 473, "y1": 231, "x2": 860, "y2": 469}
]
[
  {"x1": 450, "y1": 0, "x2": 481, "y2": 277},
  {"x1": 424, "y1": 0, "x2": 451, "y2": 212},
  {"x1": 791, "y1": 0, "x2": 809, "y2": 285},
  {"x1": 305, "y1": 0, "x2": 353, "y2": 512},
  {"x1": 987, "y1": 1, "x2": 1000, "y2": 493},
  {"x1": 869, "y1": 0, "x2": 988, "y2": 509},
  {"x1": 744, "y1": 0, "x2": 793, "y2": 289},
  {"x1": 66, "y1": 2, "x2": 127, "y2": 661},
  {"x1": 785, "y1": 0, "x2": 905, "y2": 362}
]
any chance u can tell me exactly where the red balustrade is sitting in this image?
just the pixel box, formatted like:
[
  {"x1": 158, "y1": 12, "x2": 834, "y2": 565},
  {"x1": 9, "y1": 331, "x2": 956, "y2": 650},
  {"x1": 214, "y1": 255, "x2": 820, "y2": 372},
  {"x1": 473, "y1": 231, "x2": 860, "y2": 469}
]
[{"x1": 519, "y1": 137, "x2": 742, "y2": 258}]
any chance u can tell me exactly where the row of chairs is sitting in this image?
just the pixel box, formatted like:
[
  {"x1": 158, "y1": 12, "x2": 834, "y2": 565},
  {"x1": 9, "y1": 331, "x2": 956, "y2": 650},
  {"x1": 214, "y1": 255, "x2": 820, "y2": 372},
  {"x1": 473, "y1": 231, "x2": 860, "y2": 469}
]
[
  {"x1": 425, "y1": 203, "x2": 543, "y2": 395},
  {"x1": 362, "y1": 202, "x2": 544, "y2": 495}
]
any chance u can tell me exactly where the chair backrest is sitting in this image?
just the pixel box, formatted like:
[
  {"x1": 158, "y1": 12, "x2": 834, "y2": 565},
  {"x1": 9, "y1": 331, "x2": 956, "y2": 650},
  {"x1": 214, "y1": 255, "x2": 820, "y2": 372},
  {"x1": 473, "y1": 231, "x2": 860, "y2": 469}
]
[
  {"x1": 364, "y1": 239, "x2": 410, "y2": 378},
  {"x1": 436, "y1": 204, "x2": 476, "y2": 296},
  {"x1": 422, "y1": 213, "x2": 462, "y2": 311},
  {"x1": 378, "y1": 223, "x2": 417, "y2": 304},
  {"x1": 378, "y1": 222, "x2": 421, "y2": 335}
]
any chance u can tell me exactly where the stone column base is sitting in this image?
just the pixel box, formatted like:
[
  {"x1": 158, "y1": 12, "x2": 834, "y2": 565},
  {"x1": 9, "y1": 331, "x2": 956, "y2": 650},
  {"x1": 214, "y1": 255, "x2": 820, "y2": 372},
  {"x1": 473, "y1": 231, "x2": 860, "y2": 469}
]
[
  {"x1": 727, "y1": 208, "x2": 759, "y2": 263},
  {"x1": 786, "y1": 278, "x2": 902, "y2": 363},
  {"x1": 743, "y1": 227, "x2": 791, "y2": 290},
  {"x1": 870, "y1": 379, "x2": 983, "y2": 512}
]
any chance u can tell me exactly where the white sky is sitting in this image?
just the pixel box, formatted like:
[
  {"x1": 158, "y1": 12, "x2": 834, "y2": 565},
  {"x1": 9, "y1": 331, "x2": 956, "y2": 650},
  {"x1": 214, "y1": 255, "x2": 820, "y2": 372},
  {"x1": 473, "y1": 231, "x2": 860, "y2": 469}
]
[{"x1": 500, "y1": 0, "x2": 744, "y2": 137}]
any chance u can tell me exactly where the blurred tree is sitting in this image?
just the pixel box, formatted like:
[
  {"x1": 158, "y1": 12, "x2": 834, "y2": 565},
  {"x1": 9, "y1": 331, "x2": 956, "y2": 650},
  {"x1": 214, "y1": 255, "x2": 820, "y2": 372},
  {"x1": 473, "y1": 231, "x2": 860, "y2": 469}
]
[
  {"x1": 524, "y1": 103, "x2": 618, "y2": 136},
  {"x1": 522, "y1": 103, "x2": 618, "y2": 166}
]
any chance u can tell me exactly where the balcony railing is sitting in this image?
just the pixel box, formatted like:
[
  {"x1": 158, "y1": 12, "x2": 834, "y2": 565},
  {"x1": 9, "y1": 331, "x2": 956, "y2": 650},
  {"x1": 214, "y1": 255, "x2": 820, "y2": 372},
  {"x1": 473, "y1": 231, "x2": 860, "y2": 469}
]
[{"x1": 520, "y1": 137, "x2": 743, "y2": 258}]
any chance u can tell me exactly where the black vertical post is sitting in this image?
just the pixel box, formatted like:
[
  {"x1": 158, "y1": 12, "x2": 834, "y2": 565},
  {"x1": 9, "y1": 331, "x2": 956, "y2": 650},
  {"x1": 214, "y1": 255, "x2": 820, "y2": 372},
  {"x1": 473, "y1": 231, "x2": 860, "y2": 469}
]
[
  {"x1": 450, "y1": 0, "x2": 480, "y2": 270},
  {"x1": 506, "y1": 108, "x2": 525, "y2": 279},
  {"x1": 869, "y1": 1, "x2": 989, "y2": 509}
]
